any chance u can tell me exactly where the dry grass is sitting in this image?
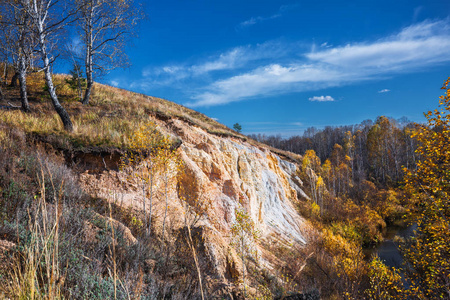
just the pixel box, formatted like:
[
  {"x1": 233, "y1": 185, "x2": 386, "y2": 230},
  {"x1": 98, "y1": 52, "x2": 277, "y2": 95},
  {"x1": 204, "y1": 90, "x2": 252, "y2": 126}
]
[
  {"x1": 0, "y1": 72, "x2": 303, "y2": 165},
  {"x1": 0, "y1": 73, "x2": 248, "y2": 151},
  {"x1": 8, "y1": 188, "x2": 64, "y2": 300},
  {"x1": 0, "y1": 128, "x2": 206, "y2": 299}
]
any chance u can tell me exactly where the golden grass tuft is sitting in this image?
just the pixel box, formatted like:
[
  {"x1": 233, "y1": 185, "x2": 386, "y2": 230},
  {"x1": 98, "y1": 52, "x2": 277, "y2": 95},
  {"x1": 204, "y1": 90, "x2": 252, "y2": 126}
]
[
  {"x1": 7, "y1": 168, "x2": 64, "y2": 300},
  {"x1": 0, "y1": 72, "x2": 301, "y2": 164},
  {"x1": 1, "y1": 73, "x2": 241, "y2": 149}
]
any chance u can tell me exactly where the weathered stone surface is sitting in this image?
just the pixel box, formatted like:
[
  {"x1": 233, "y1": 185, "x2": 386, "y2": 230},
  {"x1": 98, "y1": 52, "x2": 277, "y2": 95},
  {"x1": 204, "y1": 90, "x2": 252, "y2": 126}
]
[
  {"x1": 79, "y1": 115, "x2": 310, "y2": 291},
  {"x1": 173, "y1": 120, "x2": 307, "y2": 244}
]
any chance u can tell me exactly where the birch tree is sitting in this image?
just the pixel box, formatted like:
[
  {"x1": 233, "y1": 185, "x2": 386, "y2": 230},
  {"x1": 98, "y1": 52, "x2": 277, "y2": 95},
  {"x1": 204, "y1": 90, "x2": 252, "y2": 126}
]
[
  {"x1": 20, "y1": 0, "x2": 75, "y2": 131},
  {"x1": 76, "y1": 0, "x2": 142, "y2": 105},
  {"x1": 176, "y1": 175, "x2": 212, "y2": 300},
  {"x1": 231, "y1": 208, "x2": 260, "y2": 299},
  {"x1": 120, "y1": 122, "x2": 163, "y2": 236},
  {"x1": 303, "y1": 149, "x2": 321, "y2": 203},
  {"x1": 0, "y1": 1, "x2": 36, "y2": 111}
]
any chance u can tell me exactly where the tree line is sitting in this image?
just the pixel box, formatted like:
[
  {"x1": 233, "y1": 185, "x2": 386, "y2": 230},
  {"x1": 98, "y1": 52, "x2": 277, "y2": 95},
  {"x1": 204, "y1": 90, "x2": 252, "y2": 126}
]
[
  {"x1": 0, "y1": 0, "x2": 142, "y2": 131},
  {"x1": 249, "y1": 116, "x2": 419, "y2": 187},
  {"x1": 251, "y1": 89, "x2": 450, "y2": 298}
]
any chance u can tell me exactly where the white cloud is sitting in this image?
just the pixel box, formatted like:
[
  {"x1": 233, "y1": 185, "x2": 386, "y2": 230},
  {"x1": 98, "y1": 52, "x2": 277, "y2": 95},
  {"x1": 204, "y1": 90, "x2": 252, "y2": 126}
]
[
  {"x1": 191, "y1": 48, "x2": 244, "y2": 74},
  {"x1": 187, "y1": 19, "x2": 450, "y2": 107},
  {"x1": 142, "y1": 47, "x2": 247, "y2": 81},
  {"x1": 238, "y1": 3, "x2": 299, "y2": 28},
  {"x1": 413, "y1": 6, "x2": 423, "y2": 22},
  {"x1": 309, "y1": 96, "x2": 335, "y2": 102},
  {"x1": 162, "y1": 66, "x2": 182, "y2": 74},
  {"x1": 378, "y1": 89, "x2": 391, "y2": 93},
  {"x1": 307, "y1": 20, "x2": 450, "y2": 70},
  {"x1": 187, "y1": 64, "x2": 347, "y2": 107},
  {"x1": 110, "y1": 80, "x2": 119, "y2": 87},
  {"x1": 239, "y1": 14, "x2": 281, "y2": 28},
  {"x1": 141, "y1": 41, "x2": 297, "y2": 88}
]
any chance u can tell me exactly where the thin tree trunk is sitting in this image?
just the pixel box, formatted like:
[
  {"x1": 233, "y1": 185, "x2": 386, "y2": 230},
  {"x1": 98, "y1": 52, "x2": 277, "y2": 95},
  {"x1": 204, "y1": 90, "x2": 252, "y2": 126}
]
[
  {"x1": 161, "y1": 165, "x2": 168, "y2": 245},
  {"x1": 2, "y1": 62, "x2": 7, "y2": 85},
  {"x1": 30, "y1": 4, "x2": 74, "y2": 132},
  {"x1": 43, "y1": 66, "x2": 73, "y2": 131},
  {"x1": 187, "y1": 225, "x2": 204, "y2": 300},
  {"x1": 241, "y1": 237, "x2": 246, "y2": 299},
  {"x1": 36, "y1": 22, "x2": 73, "y2": 131},
  {"x1": 10, "y1": 72, "x2": 19, "y2": 87},
  {"x1": 82, "y1": 75, "x2": 93, "y2": 105},
  {"x1": 76, "y1": 64, "x2": 83, "y2": 101},
  {"x1": 18, "y1": 63, "x2": 30, "y2": 112},
  {"x1": 142, "y1": 181, "x2": 146, "y2": 231},
  {"x1": 0, "y1": 62, "x2": 4, "y2": 100},
  {"x1": 82, "y1": 21, "x2": 93, "y2": 105},
  {"x1": 148, "y1": 172, "x2": 153, "y2": 235},
  {"x1": 69, "y1": 53, "x2": 83, "y2": 101}
]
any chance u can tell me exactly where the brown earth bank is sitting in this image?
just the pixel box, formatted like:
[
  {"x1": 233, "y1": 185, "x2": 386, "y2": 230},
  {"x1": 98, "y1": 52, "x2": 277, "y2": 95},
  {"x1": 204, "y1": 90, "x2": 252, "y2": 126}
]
[
  {"x1": 1, "y1": 72, "x2": 419, "y2": 299},
  {"x1": 0, "y1": 75, "x2": 331, "y2": 299}
]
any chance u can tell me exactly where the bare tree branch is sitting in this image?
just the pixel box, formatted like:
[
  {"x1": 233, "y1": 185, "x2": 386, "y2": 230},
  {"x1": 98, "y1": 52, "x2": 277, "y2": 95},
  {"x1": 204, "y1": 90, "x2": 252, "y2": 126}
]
[{"x1": 75, "y1": 0, "x2": 143, "y2": 105}]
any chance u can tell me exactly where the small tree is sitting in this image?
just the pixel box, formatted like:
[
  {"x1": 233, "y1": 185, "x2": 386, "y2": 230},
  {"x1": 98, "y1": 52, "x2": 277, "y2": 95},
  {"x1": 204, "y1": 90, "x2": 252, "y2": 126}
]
[
  {"x1": 65, "y1": 63, "x2": 86, "y2": 101},
  {"x1": 76, "y1": 0, "x2": 143, "y2": 105},
  {"x1": 120, "y1": 122, "x2": 164, "y2": 235},
  {"x1": 64, "y1": 43, "x2": 86, "y2": 102},
  {"x1": 233, "y1": 123, "x2": 242, "y2": 133},
  {"x1": 19, "y1": 0, "x2": 76, "y2": 131},
  {"x1": 177, "y1": 172, "x2": 212, "y2": 300},
  {"x1": 231, "y1": 208, "x2": 260, "y2": 299},
  {"x1": 366, "y1": 257, "x2": 405, "y2": 300},
  {"x1": 0, "y1": 0, "x2": 37, "y2": 111},
  {"x1": 401, "y1": 77, "x2": 450, "y2": 298},
  {"x1": 302, "y1": 149, "x2": 321, "y2": 203},
  {"x1": 158, "y1": 136, "x2": 182, "y2": 245}
]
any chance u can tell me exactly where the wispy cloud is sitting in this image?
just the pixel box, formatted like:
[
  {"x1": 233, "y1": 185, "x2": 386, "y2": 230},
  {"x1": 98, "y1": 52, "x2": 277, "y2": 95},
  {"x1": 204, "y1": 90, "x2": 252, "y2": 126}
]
[
  {"x1": 139, "y1": 40, "x2": 298, "y2": 90},
  {"x1": 238, "y1": 3, "x2": 299, "y2": 28},
  {"x1": 139, "y1": 48, "x2": 249, "y2": 87},
  {"x1": 378, "y1": 89, "x2": 390, "y2": 93},
  {"x1": 307, "y1": 20, "x2": 450, "y2": 70},
  {"x1": 142, "y1": 48, "x2": 245, "y2": 77},
  {"x1": 413, "y1": 6, "x2": 423, "y2": 22},
  {"x1": 186, "y1": 64, "x2": 347, "y2": 107},
  {"x1": 309, "y1": 96, "x2": 335, "y2": 102},
  {"x1": 239, "y1": 14, "x2": 282, "y2": 28},
  {"x1": 186, "y1": 19, "x2": 450, "y2": 107}
]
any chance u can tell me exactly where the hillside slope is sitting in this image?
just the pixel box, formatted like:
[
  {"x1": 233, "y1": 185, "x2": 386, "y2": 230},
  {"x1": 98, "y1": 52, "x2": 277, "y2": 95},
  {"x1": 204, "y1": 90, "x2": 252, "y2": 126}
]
[{"x1": 0, "y1": 76, "x2": 313, "y2": 299}]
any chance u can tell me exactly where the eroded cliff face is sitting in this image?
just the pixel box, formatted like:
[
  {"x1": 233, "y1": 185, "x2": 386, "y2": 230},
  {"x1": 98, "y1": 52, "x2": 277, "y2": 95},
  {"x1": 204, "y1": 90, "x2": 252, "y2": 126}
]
[
  {"x1": 79, "y1": 116, "x2": 310, "y2": 293},
  {"x1": 172, "y1": 119, "x2": 308, "y2": 244}
]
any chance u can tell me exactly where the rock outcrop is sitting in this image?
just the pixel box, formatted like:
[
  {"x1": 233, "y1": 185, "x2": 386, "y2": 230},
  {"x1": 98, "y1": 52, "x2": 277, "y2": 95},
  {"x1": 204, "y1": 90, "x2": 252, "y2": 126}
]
[{"x1": 79, "y1": 114, "x2": 311, "y2": 293}]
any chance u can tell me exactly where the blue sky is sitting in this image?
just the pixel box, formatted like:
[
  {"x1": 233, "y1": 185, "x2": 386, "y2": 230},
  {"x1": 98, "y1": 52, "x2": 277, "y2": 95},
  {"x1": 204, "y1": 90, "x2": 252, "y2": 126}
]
[{"x1": 105, "y1": 0, "x2": 450, "y2": 136}]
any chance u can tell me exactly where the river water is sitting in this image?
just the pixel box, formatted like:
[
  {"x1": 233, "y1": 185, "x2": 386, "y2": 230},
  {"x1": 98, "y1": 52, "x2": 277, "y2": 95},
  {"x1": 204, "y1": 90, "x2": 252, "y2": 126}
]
[{"x1": 366, "y1": 224, "x2": 417, "y2": 268}]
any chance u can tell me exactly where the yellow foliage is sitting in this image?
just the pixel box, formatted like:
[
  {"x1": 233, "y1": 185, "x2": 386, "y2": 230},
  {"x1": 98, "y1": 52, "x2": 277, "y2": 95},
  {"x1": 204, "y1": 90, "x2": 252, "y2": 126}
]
[
  {"x1": 322, "y1": 229, "x2": 365, "y2": 277},
  {"x1": 310, "y1": 201, "x2": 320, "y2": 217},
  {"x1": 366, "y1": 258, "x2": 406, "y2": 300},
  {"x1": 401, "y1": 77, "x2": 450, "y2": 298}
]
